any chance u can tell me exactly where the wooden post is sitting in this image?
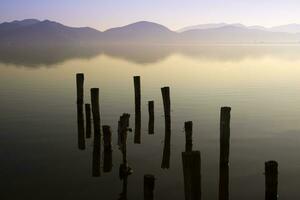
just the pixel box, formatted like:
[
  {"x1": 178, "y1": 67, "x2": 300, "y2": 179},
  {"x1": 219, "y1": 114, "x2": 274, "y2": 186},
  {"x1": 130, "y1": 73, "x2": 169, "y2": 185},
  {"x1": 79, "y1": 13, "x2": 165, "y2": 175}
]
[
  {"x1": 134, "y1": 76, "x2": 141, "y2": 144},
  {"x1": 76, "y1": 73, "x2": 84, "y2": 104},
  {"x1": 118, "y1": 113, "x2": 132, "y2": 200},
  {"x1": 76, "y1": 73, "x2": 85, "y2": 150},
  {"x1": 182, "y1": 151, "x2": 201, "y2": 200},
  {"x1": 161, "y1": 87, "x2": 171, "y2": 169},
  {"x1": 265, "y1": 161, "x2": 278, "y2": 200},
  {"x1": 85, "y1": 104, "x2": 92, "y2": 138},
  {"x1": 219, "y1": 107, "x2": 231, "y2": 200},
  {"x1": 77, "y1": 104, "x2": 85, "y2": 150},
  {"x1": 218, "y1": 162, "x2": 229, "y2": 200},
  {"x1": 184, "y1": 121, "x2": 193, "y2": 152},
  {"x1": 103, "y1": 125, "x2": 112, "y2": 173},
  {"x1": 91, "y1": 88, "x2": 101, "y2": 177},
  {"x1": 148, "y1": 101, "x2": 154, "y2": 134},
  {"x1": 144, "y1": 174, "x2": 155, "y2": 200},
  {"x1": 220, "y1": 107, "x2": 231, "y2": 165}
]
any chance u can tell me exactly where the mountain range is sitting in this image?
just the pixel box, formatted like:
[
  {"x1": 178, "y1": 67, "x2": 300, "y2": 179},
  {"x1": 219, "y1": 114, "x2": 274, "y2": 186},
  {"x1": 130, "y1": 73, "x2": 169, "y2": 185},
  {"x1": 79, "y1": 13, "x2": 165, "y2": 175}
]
[{"x1": 1, "y1": 19, "x2": 300, "y2": 46}]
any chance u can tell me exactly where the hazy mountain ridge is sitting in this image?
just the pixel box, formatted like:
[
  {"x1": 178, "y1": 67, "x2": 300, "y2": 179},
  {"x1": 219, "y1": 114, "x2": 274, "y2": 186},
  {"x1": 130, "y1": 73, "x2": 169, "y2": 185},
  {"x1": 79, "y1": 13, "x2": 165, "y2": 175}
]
[
  {"x1": 181, "y1": 23, "x2": 300, "y2": 33},
  {"x1": 1, "y1": 19, "x2": 300, "y2": 46}
]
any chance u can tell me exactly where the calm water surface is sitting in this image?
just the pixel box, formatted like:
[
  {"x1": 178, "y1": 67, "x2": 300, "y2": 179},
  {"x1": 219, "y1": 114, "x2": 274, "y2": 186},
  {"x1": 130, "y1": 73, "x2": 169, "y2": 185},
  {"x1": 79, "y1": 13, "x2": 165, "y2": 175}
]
[{"x1": 1, "y1": 45, "x2": 300, "y2": 199}]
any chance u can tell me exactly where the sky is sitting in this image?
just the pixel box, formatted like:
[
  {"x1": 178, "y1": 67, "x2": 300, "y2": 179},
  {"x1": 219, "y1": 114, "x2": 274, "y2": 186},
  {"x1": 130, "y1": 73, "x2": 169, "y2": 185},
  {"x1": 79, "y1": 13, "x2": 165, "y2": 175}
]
[{"x1": 1, "y1": 0, "x2": 300, "y2": 31}]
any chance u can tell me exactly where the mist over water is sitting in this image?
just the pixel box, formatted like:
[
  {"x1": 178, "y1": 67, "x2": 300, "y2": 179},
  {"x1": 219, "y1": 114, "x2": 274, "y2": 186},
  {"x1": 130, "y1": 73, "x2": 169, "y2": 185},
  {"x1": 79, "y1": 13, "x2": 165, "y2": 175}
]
[{"x1": 1, "y1": 45, "x2": 300, "y2": 199}]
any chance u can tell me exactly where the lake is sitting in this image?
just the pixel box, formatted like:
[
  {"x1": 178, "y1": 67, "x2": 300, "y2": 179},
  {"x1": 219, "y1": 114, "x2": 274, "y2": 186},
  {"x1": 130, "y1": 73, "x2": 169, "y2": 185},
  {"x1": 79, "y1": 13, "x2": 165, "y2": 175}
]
[{"x1": 1, "y1": 45, "x2": 300, "y2": 199}]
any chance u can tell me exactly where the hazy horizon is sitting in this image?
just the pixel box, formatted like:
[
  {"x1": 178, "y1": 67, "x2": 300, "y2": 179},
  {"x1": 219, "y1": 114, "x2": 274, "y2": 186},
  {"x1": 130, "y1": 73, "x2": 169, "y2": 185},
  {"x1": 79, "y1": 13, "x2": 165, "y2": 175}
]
[{"x1": 1, "y1": 0, "x2": 300, "y2": 31}]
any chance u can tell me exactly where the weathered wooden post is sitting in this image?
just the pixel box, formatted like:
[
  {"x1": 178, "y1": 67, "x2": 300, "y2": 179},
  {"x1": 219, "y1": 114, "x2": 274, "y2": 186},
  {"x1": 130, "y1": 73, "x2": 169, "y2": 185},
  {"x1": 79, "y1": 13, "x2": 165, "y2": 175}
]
[
  {"x1": 219, "y1": 163, "x2": 229, "y2": 200},
  {"x1": 85, "y1": 103, "x2": 92, "y2": 138},
  {"x1": 220, "y1": 107, "x2": 231, "y2": 165},
  {"x1": 148, "y1": 101, "x2": 154, "y2": 134},
  {"x1": 184, "y1": 121, "x2": 193, "y2": 152},
  {"x1": 76, "y1": 73, "x2": 84, "y2": 104},
  {"x1": 265, "y1": 161, "x2": 278, "y2": 200},
  {"x1": 161, "y1": 87, "x2": 171, "y2": 169},
  {"x1": 103, "y1": 125, "x2": 112, "y2": 173},
  {"x1": 182, "y1": 151, "x2": 201, "y2": 200},
  {"x1": 219, "y1": 107, "x2": 231, "y2": 200},
  {"x1": 134, "y1": 76, "x2": 141, "y2": 144},
  {"x1": 118, "y1": 113, "x2": 132, "y2": 200},
  {"x1": 91, "y1": 88, "x2": 101, "y2": 177},
  {"x1": 144, "y1": 174, "x2": 155, "y2": 200},
  {"x1": 77, "y1": 104, "x2": 85, "y2": 150},
  {"x1": 76, "y1": 73, "x2": 85, "y2": 150}
]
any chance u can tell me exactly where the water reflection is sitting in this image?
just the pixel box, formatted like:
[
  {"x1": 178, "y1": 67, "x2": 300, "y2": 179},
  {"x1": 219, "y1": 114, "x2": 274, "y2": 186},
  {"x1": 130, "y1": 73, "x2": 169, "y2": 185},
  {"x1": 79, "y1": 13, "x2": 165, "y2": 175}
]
[{"x1": 2, "y1": 45, "x2": 300, "y2": 67}]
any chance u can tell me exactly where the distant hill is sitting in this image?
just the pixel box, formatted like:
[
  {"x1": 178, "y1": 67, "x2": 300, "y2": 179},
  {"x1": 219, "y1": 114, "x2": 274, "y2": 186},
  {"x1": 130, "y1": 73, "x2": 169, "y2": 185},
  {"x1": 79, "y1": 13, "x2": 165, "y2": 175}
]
[
  {"x1": 180, "y1": 25, "x2": 299, "y2": 43},
  {"x1": 102, "y1": 21, "x2": 178, "y2": 44},
  {"x1": 180, "y1": 23, "x2": 300, "y2": 34},
  {"x1": 270, "y1": 24, "x2": 300, "y2": 33},
  {"x1": 0, "y1": 19, "x2": 300, "y2": 47},
  {"x1": 0, "y1": 19, "x2": 101, "y2": 46}
]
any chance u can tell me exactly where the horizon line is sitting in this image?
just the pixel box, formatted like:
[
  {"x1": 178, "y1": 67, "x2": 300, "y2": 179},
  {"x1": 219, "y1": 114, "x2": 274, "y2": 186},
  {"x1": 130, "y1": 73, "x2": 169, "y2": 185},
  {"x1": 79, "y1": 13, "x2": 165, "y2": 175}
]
[{"x1": 1, "y1": 18, "x2": 300, "y2": 32}]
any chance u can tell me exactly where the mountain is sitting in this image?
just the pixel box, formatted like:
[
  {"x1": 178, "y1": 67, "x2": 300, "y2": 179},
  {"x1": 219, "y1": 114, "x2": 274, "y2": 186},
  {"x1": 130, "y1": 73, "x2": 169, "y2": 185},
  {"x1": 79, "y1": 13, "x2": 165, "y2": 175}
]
[
  {"x1": 0, "y1": 19, "x2": 102, "y2": 46},
  {"x1": 180, "y1": 25, "x2": 299, "y2": 43},
  {"x1": 102, "y1": 21, "x2": 178, "y2": 44},
  {"x1": 1, "y1": 19, "x2": 300, "y2": 47},
  {"x1": 270, "y1": 24, "x2": 300, "y2": 33},
  {"x1": 178, "y1": 23, "x2": 249, "y2": 32},
  {"x1": 179, "y1": 23, "x2": 300, "y2": 34}
]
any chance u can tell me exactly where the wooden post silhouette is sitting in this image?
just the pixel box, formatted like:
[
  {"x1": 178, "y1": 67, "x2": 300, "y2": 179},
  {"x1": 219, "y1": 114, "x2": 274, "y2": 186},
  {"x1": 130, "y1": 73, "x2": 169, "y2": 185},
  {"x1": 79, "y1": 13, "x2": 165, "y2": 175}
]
[
  {"x1": 144, "y1": 174, "x2": 155, "y2": 200},
  {"x1": 85, "y1": 104, "x2": 92, "y2": 138},
  {"x1": 77, "y1": 104, "x2": 85, "y2": 150},
  {"x1": 148, "y1": 101, "x2": 154, "y2": 134},
  {"x1": 219, "y1": 107, "x2": 231, "y2": 200},
  {"x1": 161, "y1": 87, "x2": 171, "y2": 169},
  {"x1": 265, "y1": 161, "x2": 278, "y2": 200},
  {"x1": 76, "y1": 73, "x2": 84, "y2": 104},
  {"x1": 185, "y1": 121, "x2": 193, "y2": 152},
  {"x1": 91, "y1": 88, "x2": 101, "y2": 177},
  {"x1": 76, "y1": 73, "x2": 85, "y2": 150},
  {"x1": 182, "y1": 151, "x2": 201, "y2": 200},
  {"x1": 118, "y1": 113, "x2": 132, "y2": 200},
  {"x1": 220, "y1": 107, "x2": 231, "y2": 165},
  {"x1": 219, "y1": 162, "x2": 229, "y2": 200},
  {"x1": 103, "y1": 125, "x2": 112, "y2": 173},
  {"x1": 134, "y1": 76, "x2": 141, "y2": 144}
]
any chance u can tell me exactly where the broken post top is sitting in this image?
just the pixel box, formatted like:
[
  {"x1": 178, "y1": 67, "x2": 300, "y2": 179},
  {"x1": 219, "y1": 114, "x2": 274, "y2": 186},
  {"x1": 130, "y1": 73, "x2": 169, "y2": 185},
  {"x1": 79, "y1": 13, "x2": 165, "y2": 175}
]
[
  {"x1": 91, "y1": 88, "x2": 99, "y2": 94},
  {"x1": 76, "y1": 73, "x2": 84, "y2": 104},
  {"x1": 76, "y1": 73, "x2": 84, "y2": 79},
  {"x1": 265, "y1": 160, "x2": 278, "y2": 175},
  {"x1": 134, "y1": 76, "x2": 140, "y2": 80},
  {"x1": 220, "y1": 107, "x2": 231, "y2": 123},
  {"x1": 161, "y1": 86, "x2": 170, "y2": 93}
]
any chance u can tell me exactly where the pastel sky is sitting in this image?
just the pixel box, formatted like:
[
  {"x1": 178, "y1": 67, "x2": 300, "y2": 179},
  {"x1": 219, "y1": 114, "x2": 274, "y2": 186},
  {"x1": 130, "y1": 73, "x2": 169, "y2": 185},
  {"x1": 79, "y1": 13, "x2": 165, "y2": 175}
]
[{"x1": 1, "y1": 0, "x2": 300, "y2": 31}]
